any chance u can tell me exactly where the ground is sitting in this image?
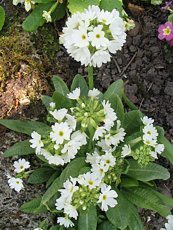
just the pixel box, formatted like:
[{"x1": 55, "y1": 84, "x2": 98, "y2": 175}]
[{"x1": 0, "y1": 0, "x2": 173, "y2": 229}]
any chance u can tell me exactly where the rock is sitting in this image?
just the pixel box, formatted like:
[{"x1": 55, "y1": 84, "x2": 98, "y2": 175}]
[{"x1": 164, "y1": 82, "x2": 173, "y2": 97}]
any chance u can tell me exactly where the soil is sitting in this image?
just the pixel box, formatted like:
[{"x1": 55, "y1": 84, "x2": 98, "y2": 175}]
[{"x1": 0, "y1": 0, "x2": 173, "y2": 229}]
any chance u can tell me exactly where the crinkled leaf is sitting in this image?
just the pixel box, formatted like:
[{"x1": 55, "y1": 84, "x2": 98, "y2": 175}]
[
  {"x1": 46, "y1": 171, "x2": 60, "y2": 188},
  {"x1": 20, "y1": 197, "x2": 47, "y2": 214},
  {"x1": 28, "y1": 167, "x2": 55, "y2": 184},
  {"x1": 71, "y1": 74, "x2": 89, "y2": 96},
  {"x1": 100, "y1": 0, "x2": 123, "y2": 12},
  {"x1": 78, "y1": 206, "x2": 97, "y2": 230},
  {"x1": 126, "y1": 160, "x2": 170, "y2": 181},
  {"x1": 104, "y1": 80, "x2": 124, "y2": 100},
  {"x1": 3, "y1": 140, "x2": 34, "y2": 158},
  {"x1": 121, "y1": 176, "x2": 139, "y2": 187},
  {"x1": 123, "y1": 187, "x2": 171, "y2": 217},
  {"x1": 68, "y1": 0, "x2": 101, "y2": 13},
  {"x1": 107, "y1": 190, "x2": 144, "y2": 230},
  {"x1": 0, "y1": 119, "x2": 51, "y2": 136},
  {"x1": 0, "y1": 6, "x2": 5, "y2": 31},
  {"x1": 42, "y1": 157, "x2": 87, "y2": 206},
  {"x1": 52, "y1": 75, "x2": 69, "y2": 96},
  {"x1": 98, "y1": 221, "x2": 116, "y2": 230},
  {"x1": 41, "y1": 95, "x2": 53, "y2": 111}
]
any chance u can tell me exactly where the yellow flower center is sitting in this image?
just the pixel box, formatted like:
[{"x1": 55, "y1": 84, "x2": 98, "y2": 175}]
[
  {"x1": 163, "y1": 27, "x2": 171, "y2": 35},
  {"x1": 82, "y1": 34, "x2": 86, "y2": 40},
  {"x1": 103, "y1": 195, "x2": 107, "y2": 200},
  {"x1": 96, "y1": 34, "x2": 101, "y2": 38},
  {"x1": 59, "y1": 131, "x2": 64, "y2": 136}
]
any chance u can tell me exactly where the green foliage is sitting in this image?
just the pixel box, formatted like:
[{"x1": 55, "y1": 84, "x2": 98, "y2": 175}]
[
  {"x1": 71, "y1": 75, "x2": 89, "y2": 96},
  {"x1": 52, "y1": 75, "x2": 69, "y2": 96},
  {"x1": 20, "y1": 197, "x2": 47, "y2": 214},
  {"x1": 52, "y1": 91, "x2": 73, "y2": 109},
  {"x1": 104, "y1": 79, "x2": 124, "y2": 100},
  {"x1": 68, "y1": 0, "x2": 101, "y2": 13},
  {"x1": 106, "y1": 191, "x2": 144, "y2": 229},
  {"x1": 100, "y1": 0, "x2": 123, "y2": 12},
  {"x1": 3, "y1": 140, "x2": 34, "y2": 157},
  {"x1": 28, "y1": 167, "x2": 55, "y2": 184},
  {"x1": 0, "y1": 6, "x2": 5, "y2": 31},
  {"x1": 78, "y1": 206, "x2": 97, "y2": 230},
  {"x1": 124, "y1": 111, "x2": 142, "y2": 134},
  {"x1": 0, "y1": 120, "x2": 50, "y2": 136},
  {"x1": 126, "y1": 160, "x2": 170, "y2": 181},
  {"x1": 108, "y1": 95, "x2": 125, "y2": 123},
  {"x1": 98, "y1": 221, "x2": 116, "y2": 230}
]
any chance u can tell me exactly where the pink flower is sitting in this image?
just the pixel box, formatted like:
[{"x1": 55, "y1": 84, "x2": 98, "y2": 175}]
[
  {"x1": 158, "y1": 22, "x2": 173, "y2": 41},
  {"x1": 168, "y1": 39, "x2": 173, "y2": 46}
]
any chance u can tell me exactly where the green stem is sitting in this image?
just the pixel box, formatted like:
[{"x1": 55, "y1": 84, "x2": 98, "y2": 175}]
[
  {"x1": 88, "y1": 65, "x2": 94, "y2": 90},
  {"x1": 50, "y1": 2, "x2": 58, "y2": 13},
  {"x1": 123, "y1": 94, "x2": 139, "y2": 111}
]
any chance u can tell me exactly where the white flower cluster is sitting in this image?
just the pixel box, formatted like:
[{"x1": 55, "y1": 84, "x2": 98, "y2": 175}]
[
  {"x1": 141, "y1": 116, "x2": 164, "y2": 159},
  {"x1": 60, "y1": 5, "x2": 126, "y2": 67},
  {"x1": 30, "y1": 109, "x2": 87, "y2": 166},
  {"x1": 7, "y1": 158, "x2": 30, "y2": 192},
  {"x1": 56, "y1": 170, "x2": 118, "y2": 227},
  {"x1": 13, "y1": 0, "x2": 35, "y2": 12},
  {"x1": 161, "y1": 215, "x2": 173, "y2": 230}
]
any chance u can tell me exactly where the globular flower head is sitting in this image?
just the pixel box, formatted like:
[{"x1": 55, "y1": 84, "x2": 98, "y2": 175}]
[
  {"x1": 60, "y1": 5, "x2": 126, "y2": 67},
  {"x1": 158, "y1": 22, "x2": 173, "y2": 41}
]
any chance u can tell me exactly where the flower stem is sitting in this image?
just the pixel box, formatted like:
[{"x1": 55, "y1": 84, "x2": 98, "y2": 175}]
[{"x1": 88, "y1": 65, "x2": 94, "y2": 90}]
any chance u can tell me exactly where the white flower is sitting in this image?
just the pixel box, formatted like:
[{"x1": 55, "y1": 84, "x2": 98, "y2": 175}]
[
  {"x1": 155, "y1": 144, "x2": 164, "y2": 154},
  {"x1": 102, "y1": 100, "x2": 117, "y2": 130},
  {"x1": 161, "y1": 215, "x2": 173, "y2": 230},
  {"x1": 91, "y1": 50, "x2": 111, "y2": 68},
  {"x1": 143, "y1": 135, "x2": 157, "y2": 147},
  {"x1": 98, "y1": 184, "x2": 118, "y2": 211},
  {"x1": 141, "y1": 116, "x2": 154, "y2": 126},
  {"x1": 34, "y1": 228, "x2": 43, "y2": 230},
  {"x1": 82, "y1": 172, "x2": 101, "y2": 189},
  {"x1": 55, "y1": 195, "x2": 72, "y2": 211},
  {"x1": 29, "y1": 131, "x2": 44, "y2": 154},
  {"x1": 65, "y1": 114, "x2": 77, "y2": 130},
  {"x1": 49, "y1": 102, "x2": 56, "y2": 109},
  {"x1": 60, "y1": 5, "x2": 126, "y2": 67},
  {"x1": 88, "y1": 25, "x2": 109, "y2": 49},
  {"x1": 143, "y1": 125, "x2": 158, "y2": 140},
  {"x1": 13, "y1": 0, "x2": 24, "y2": 6},
  {"x1": 50, "y1": 108, "x2": 68, "y2": 121},
  {"x1": 24, "y1": 0, "x2": 35, "y2": 12},
  {"x1": 88, "y1": 88, "x2": 101, "y2": 98},
  {"x1": 50, "y1": 122, "x2": 72, "y2": 145},
  {"x1": 64, "y1": 204, "x2": 78, "y2": 219},
  {"x1": 59, "y1": 178, "x2": 78, "y2": 197},
  {"x1": 121, "y1": 144, "x2": 131, "y2": 157},
  {"x1": 57, "y1": 217, "x2": 74, "y2": 228},
  {"x1": 47, "y1": 155, "x2": 64, "y2": 166},
  {"x1": 67, "y1": 88, "x2": 80, "y2": 100},
  {"x1": 93, "y1": 127, "x2": 106, "y2": 140},
  {"x1": 101, "y1": 152, "x2": 116, "y2": 171},
  {"x1": 86, "y1": 151, "x2": 100, "y2": 165},
  {"x1": 7, "y1": 175, "x2": 24, "y2": 192},
  {"x1": 43, "y1": 11, "x2": 52, "y2": 23},
  {"x1": 91, "y1": 162, "x2": 107, "y2": 179},
  {"x1": 13, "y1": 159, "x2": 30, "y2": 173}
]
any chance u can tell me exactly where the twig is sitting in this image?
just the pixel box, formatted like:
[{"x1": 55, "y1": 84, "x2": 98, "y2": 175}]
[
  {"x1": 119, "y1": 52, "x2": 137, "y2": 77},
  {"x1": 112, "y1": 57, "x2": 121, "y2": 74}
]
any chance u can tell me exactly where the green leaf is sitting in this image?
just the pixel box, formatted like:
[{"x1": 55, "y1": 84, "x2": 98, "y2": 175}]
[
  {"x1": 107, "y1": 190, "x2": 144, "y2": 230},
  {"x1": 108, "y1": 95, "x2": 124, "y2": 123},
  {"x1": 46, "y1": 171, "x2": 60, "y2": 188},
  {"x1": 28, "y1": 167, "x2": 55, "y2": 184},
  {"x1": 49, "y1": 226, "x2": 59, "y2": 230},
  {"x1": 3, "y1": 140, "x2": 34, "y2": 158},
  {"x1": 41, "y1": 95, "x2": 53, "y2": 111},
  {"x1": 52, "y1": 92, "x2": 73, "y2": 109},
  {"x1": 100, "y1": 0, "x2": 123, "y2": 12},
  {"x1": 78, "y1": 206, "x2": 97, "y2": 230},
  {"x1": 0, "y1": 6, "x2": 5, "y2": 31},
  {"x1": 22, "y1": 3, "x2": 54, "y2": 32},
  {"x1": 123, "y1": 187, "x2": 171, "y2": 217},
  {"x1": 20, "y1": 197, "x2": 47, "y2": 214},
  {"x1": 158, "y1": 135, "x2": 173, "y2": 164},
  {"x1": 68, "y1": 0, "x2": 101, "y2": 13},
  {"x1": 32, "y1": 0, "x2": 54, "y2": 3},
  {"x1": 126, "y1": 160, "x2": 170, "y2": 181},
  {"x1": 124, "y1": 110, "x2": 142, "y2": 134},
  {"x1": 0, "y1": 119, "x2": 50, "y2": 136},
  {"x1": 51, "y1": 3, "x2": 66, "y2": 21},
  {"x1": 168, "y1": 13, "x2": 173, "y2": 23},
  {"x1": 71, "y1": 74, "x2": 89, "y2": 96},
  {"x1": 52, "y1": 75, "x2": 69, "y2": 96},
  {"x1": 121, "y1": 177, "x2": 139, "y2": 187},
  {"x1": 104, "y1": 80, "x2": 124, "y2": 100},
  {"x1": 42, "y1": 157, "x2": 87, "y2": 206},
  {"x1": 98, "y1": 221, "x2": 116, "y2": 230}
]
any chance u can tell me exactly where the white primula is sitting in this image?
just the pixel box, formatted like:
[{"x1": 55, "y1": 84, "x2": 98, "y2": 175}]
[
  {"x1": 49, "y1": 102, "x2": 56, "y2": 109},
  {"x1": 43, "y1": 10, "x2": 52, "y2": 23},
  {"x1": 143, "y1": 124, "x2": 158, "y2": 140},
  {"x1": 88, "y1": 88, "x2": 101, "y2": 98},
  {"x1": 50, "y1": 108, "x2": 68, "y2": 121},
  {"x1": 13, "y1": 158, "x2": 30, "y2": 173},
  {"x1": 57, "y1": 217, "x2": 74, "y2": 228},
  {"x1": 141, "y1": 116, "x2": 154, "y2": 126},
  {"x1": 98, "y1": 184, "x2": 118, "y2": 211},
  {"x1": 24, "y1": 0, "x2": 35, "y2": 12},
  {"x1": 86, "y1": 151, "x2": 100, "y2": 165},
  {"x1": 82, "y1": 172, "x2": 101, "y2": 189},
  {"x1": 67, "y1": 88, "x2": 80, "y2": 100},
  {"x1": 59, "y1": 178, "x2": 78, "y2": 197},
  {"x1": 161, "y1": 215, "x2": 173, "y2": 230},
  {"x1": 29, "y1": 131, "x2": 44, "y2": 154},
  {"x1": 13, "y1": 0, "x2": 24, "y2": 5},
  {"x1": 7, "y1": 175, "x2": 24, "y2": 192},
  {"x1": 60, "y1": 5, "x2": 126, "y2": 67},
  {"x1": 65, "y1": 114, "x2": 77, "y2": 130},
  {"x1": 50, "y1": 122, "x2": 72, "y2": 145},
  {"x1": 101, "y1": 152, "x2": 116, "y2": 170},
  {"x1": 121, "y1": 144, "x2": 131, "y2": 157}
]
